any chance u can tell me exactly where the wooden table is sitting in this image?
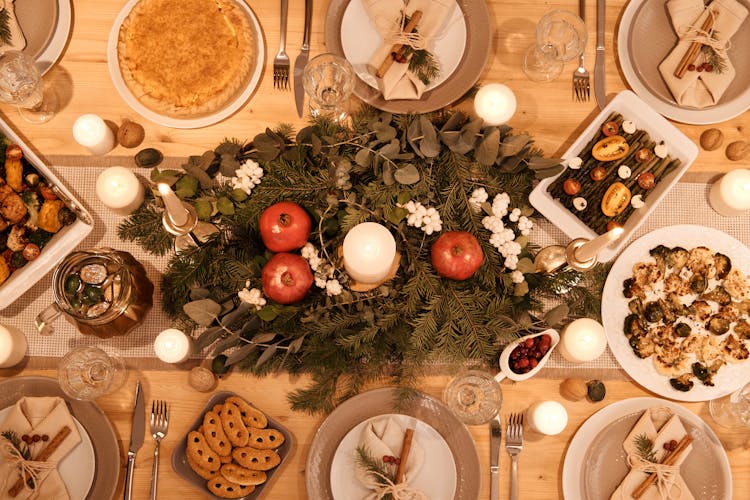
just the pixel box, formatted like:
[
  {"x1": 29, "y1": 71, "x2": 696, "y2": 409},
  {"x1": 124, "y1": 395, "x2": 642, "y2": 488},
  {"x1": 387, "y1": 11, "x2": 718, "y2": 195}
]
[{"x1": 2, "y1": 0, "x2": 749, "y2": 498}]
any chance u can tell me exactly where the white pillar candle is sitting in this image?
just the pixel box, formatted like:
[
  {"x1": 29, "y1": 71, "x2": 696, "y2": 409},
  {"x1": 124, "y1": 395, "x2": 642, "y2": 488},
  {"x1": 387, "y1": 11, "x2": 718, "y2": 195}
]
[
  {"x1": 95, "y1": 166, "x2": 145, "y2": 215},
  {"x1": 559, "y1": 318, "x2": 607, "y2": 363},
  {"x1": 0, "y1": 324, "x2": 26, "y2": 368},
  {"x1": 158, "y1": 183, "x2": 190, "y2": 227},
  {"x1": 72, "y1": 114, "x2": 116, "y2": 155},
  {"x1": 709, "y1": 169, "x2": 750, "y2": 217},
  {"x1": 575, "y1": 227, "x2": 624, "y2": 262},
  {"x1": 154, "y1": 328, "x2": 193, "y2": 363},
  {"x1": 526, "y1": 400, "x2": 568, "y2": 435},
  {"x1": 474, "y1": 84, "x2": 517, "y2": 126},
  {"x1": 342, "y1": 222, "x2": 397, "y2": 283}
]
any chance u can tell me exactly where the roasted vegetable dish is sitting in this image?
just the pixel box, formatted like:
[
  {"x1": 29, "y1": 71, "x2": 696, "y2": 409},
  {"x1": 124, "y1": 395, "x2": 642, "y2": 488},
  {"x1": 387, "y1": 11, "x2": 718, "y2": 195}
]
[
  {"x1": 622, "y1": 244, "x2": 750, "y2": 392},
  {"x1": 0, "y1": 141, "x2": 76, "y2": 285}
]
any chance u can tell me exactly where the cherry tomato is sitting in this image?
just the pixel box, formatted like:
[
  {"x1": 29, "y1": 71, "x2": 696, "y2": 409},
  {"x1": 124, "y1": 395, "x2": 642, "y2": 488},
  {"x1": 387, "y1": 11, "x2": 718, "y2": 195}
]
[
  {"x1": 607, "y1": 221, "x2": 624, "y2": 232},
  {"x1": 601, "y1": 121, "x2": 619, "y2": 137},
  {"x1": 637, "y1": 172, "x2": 655, "y2": 190},
  {"x1": 590, "y1": 166, "x2": 607, "y2": 182},
  {"x1": 635, "y1": 148, "x2": 654, "y2": 163},
  {"x1": 22, "y1": 243, "x2": 41, "y2": 261},
  {"x1": 563, "y1": 178, "x2": 581, "y2": 195},
  {"x1": 39, "y1": 185, "x2": 58, "y2": 201}
]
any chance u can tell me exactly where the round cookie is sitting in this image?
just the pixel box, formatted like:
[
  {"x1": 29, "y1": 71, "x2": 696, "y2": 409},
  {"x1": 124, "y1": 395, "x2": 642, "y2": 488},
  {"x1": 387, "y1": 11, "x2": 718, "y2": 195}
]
[
  {"x1": 186, "y1": 431, "x2": 221, "y2": 472},
  {"x1": 221, "y1": 401, "x2": 249, "y2": 447},
  {"x1": 186, "y1": 452, "x2": 220, "y2": 480},
  {"x1": 226, "y1": 396, "x2": 267, "y2": 428},
  {"x1": 247, "y1": 427, "x2": 285, "y2": 450},
  {"x1": 232, "y1": 446, "x2": 281, "y2": 471},
  {"x1": 206, "y1": 477, "x2": 255, "y2": 499},
  {"x1": 220, "y1": 463, "x2": 267, "y2": 486},
  {"x1": 203, "y1": 410, "x2": 232, "y2": 457}
]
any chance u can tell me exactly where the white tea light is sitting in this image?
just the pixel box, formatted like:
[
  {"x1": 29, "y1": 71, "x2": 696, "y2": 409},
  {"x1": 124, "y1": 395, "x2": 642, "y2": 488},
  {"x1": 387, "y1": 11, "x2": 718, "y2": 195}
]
[
  {"x1": 154, "y1": 328, "x2": 192, "y2": 364},
  {"x1": 0, "y1": 324, "x2": 26, "y2": 368},
  {"x1": 72, "y1": 114, "x2": 115, "y2": 155},
  {"x1": 526, "y1": 400, "x2": 568, "y2": 435},
  {"x1": 342, "y1": 222, "x2": 397, "y2": 283},
  {"x1": 559, "y1": 318, "x2": 607, "y2": 363},
  {"x1": 709, "y1": 169, "x2": 750, "y2": 217},
  {"x1": 474, "y1": 83, "x2": 517, "y2": 125},
  {"x1": 95, "y1": 166, "x2": 145, "y2": 215},
  {"x1": 158, "y1": 183, "x2": 190, "y2": 227},
  {"x1": 575, "y1": 227, "x2": 624, "y2": 262}
]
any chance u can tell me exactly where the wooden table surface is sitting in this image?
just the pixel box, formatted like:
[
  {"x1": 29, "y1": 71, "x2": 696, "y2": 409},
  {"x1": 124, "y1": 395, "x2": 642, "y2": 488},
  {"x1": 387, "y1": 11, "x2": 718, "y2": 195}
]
[{"x1": 2, "y1": 0, "x2": 750, "y2": 498}]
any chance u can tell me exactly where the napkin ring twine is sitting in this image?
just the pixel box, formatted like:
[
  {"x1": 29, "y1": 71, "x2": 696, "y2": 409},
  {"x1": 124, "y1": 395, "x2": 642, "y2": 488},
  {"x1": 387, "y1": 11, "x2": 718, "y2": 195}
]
[
  {"x1": 368, "y1": 470, "x2": 429, "y2": 500},
  {"x1": 626, "y1": 454, "x2": 685, "y2": 500},
  {"x1": 382, "y1": 12, "x2": 428, "y2": 51},
  {"x1": 0, "y1": 437, "x2": 58, "y2": 498},
  {"x1": 678, "y1": 9, "x2": 731, "y2": 57}
]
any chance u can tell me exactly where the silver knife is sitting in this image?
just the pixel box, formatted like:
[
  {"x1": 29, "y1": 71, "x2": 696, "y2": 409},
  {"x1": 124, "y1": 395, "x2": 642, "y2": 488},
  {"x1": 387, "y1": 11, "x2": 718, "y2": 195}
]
[
  {"x1": 124, "y1": 381, "x2": 145, "y2": 500},
  {"x1": 594, "y1": 0, "x2": 606, "y2": 109},
  {"x1": 294, "y1": 0, "x2": 313, "y2": 117},
  {"x1": 490, "y1": 418, "x2": 501, "y2": 500}
]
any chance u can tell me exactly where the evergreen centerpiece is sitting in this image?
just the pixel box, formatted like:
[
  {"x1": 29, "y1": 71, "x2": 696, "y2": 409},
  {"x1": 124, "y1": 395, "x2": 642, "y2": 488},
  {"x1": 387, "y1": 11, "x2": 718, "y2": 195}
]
[{"x1": 120, "y1": 108, "x2": 601, "y2": 413}]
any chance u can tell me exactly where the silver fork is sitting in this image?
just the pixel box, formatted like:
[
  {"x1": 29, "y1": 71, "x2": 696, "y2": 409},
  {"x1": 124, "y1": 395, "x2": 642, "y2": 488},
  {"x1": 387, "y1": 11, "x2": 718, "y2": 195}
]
[
  {"x1": 273, "y1": 0, "x2": 290, "y2": 89},
  {"x1": 506, "y1": 413, "x2": 524, "y2": 500},
  {"x1": 573, "y1": 0, "x2": 590, "y2": 101},
  {"x1": 149, "y1": 400, "x2": 169, "y2": 500}
]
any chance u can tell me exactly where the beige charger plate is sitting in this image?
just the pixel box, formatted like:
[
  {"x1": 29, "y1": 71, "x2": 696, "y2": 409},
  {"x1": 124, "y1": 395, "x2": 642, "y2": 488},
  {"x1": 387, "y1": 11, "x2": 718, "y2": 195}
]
[
  {"x1": 324, "y1": 0, "x2": 492, "y2": 113},
  {"x1": 305, "y1": 387, "x2": 480, "y2": 499},
  {"x1": 15, "y1": 0, "x2": 71, "y2": 74},
  {"x1": 617, "y1": 0, "x2": 750, "y2": 124},
  {"x1": 0, "y1": 377, "x2": 120, "y2": 500}
]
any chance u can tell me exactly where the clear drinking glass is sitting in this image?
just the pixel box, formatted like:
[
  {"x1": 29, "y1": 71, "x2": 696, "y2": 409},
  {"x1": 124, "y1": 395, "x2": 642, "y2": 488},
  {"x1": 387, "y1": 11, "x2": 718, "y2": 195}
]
[
  {"x1": 709, "y1": 382, "x2": 750, "y2": 428},
  {"x1": 523, "y1": 10, "x2": 586, "y2": 82},
  {"x1": 303, "y1": 53, "x2": 355, "y2": 122},
  {"x1": 58, "y1": 347, "x2": 126, "y2": 400},
  {"x1": 0, "y1": 50, "x2": 57, "y2": 123},
  {"x1": 444, "y1": 370, "x2": 503, "y2": 425}
]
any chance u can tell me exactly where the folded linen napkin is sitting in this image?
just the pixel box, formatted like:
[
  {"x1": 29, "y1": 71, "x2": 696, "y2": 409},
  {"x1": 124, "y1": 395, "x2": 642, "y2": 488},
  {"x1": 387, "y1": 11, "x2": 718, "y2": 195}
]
[
  {"x1": 610, "y1": 409, "x2": 694, "y2": 500},
  {"x1": 0, "y1": 397, "x2": 82, "y2": 500},
  {"x1": 363, "y1": 0, "x2": 455, "y2": 100},
  {"x1": 354, "y1": 416, "x2": 426, "y2": 499},
  {"x1": 0, "y1": 0, "x2": 27, "y2": 52},
  {"x1": 658, "y1": 0, "x2": 748, "y2": 108}
]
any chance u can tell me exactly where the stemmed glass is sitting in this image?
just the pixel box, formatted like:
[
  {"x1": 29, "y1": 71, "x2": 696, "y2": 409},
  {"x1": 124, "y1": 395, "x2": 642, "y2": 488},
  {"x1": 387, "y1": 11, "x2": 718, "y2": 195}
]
[
  {"x1": 523, "y1": 10, "x2": 587, "y2": 82},
  {"x1": 303, "y1": 53, "x2": 355, "y2": 122},
  {"x1": 709, "y1": 382, "x2": 750, "y2": 428},
  {"x1": 58, "y1": 347, "x2": 127, "y2": 400},
  {"x1": 444, "y1": 370, "x2": 503, "y2": 425},
  {"x1": 0, "y1": 50, "x2": 57, "y2": 123}
]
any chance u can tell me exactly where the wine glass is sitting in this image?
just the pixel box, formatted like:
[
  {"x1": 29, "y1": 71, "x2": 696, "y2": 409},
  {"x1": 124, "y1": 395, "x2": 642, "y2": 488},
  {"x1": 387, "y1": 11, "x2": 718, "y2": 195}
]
[
  {"x1": 58, "y1": 347, "x2": 126, "y2": 400},
  {"x1": 523, "y1": 10, "x2": 586, "y2": 82},
  {"x1": 444, "y1": 370, "x2": 503, "y2": 425},
  {"x1": 709, "y1": 382, "x2": 750, "y2": 429},
  {"x1": 0, "y1": 50, "x2": 57, "y2": 123},
  {"x1": 303, "y1": 53, "x2": 355, "y2": 122}
]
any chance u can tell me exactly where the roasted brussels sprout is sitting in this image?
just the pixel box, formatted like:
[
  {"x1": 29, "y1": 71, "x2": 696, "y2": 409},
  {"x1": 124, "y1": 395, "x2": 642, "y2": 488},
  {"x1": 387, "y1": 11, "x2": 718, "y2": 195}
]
[
  {"x1": 689, "y1": 273, "x2": 708, "y2": 294},
  {"x1": 669, "y1": 374, "x2": 694, "y2": 392},
  {"x1": 701, "y1": 286, "x2": 732, "y2": 306},
  {"x1": 624, "y1": 314, "x2": 647, "y2": 337},
  {"x1": 649, "y1": 245, "x2": 671, "y2": 274},
  {"x1": 692, "y1": 362, "x2": 715, "y2": 386},
  {"x1": 735, "y1": 319, "x2": 750, "y2": 340},
  {"x1": 706, "y1": 315, "x2": 730, "y2": 335},
  {"x1": 658, "y1": 298, "x2": 676, "y2": 324},
  {"x1": 628, "y1": 298, "x2": 644, "y2": 317},
  {"x1": 713, "y1": 253, "x2": 732, "y2": 280},
  {"x1": 666, "y1": 246, "x2": 689, "y2": 272},
  {"x1": 629, "y1": 335, "x2": 656, "y2": 358},
  {"x1": 623, "y1": 278, "x2": 637, "y2": 299},
  {"x1": 674, "y1": 322, "x2": 692, "y2": 337},
  {"x1": 644, "y1": 301, "x2": 664, "y2": 323}
]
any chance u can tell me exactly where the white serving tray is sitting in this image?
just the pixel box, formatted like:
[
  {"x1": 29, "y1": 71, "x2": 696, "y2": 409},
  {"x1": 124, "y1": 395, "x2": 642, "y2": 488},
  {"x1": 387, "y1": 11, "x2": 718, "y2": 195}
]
[{"x1": 529, "y1": 90, "x2": 698, "y2": 262}]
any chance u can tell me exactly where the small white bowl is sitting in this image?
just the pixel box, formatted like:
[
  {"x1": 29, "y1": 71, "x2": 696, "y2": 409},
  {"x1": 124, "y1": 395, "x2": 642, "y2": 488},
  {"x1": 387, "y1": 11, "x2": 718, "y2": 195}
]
[{"x1": 495, "y1": 329, "x2": 560, "y2": 382}]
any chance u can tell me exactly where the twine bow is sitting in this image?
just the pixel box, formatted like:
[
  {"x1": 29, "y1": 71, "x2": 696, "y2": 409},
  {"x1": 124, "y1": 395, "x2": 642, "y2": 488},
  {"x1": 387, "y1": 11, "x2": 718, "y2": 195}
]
[
  {"x1": 381, "y1": 11, "x2": 428, "y2": 51},
  {"x1": 678, "y1": 9, "x2": 731, "y2": 59},
  {"x1": 368, "y1": 470, "x2": 429, "y2": 500},
  {"x1": 626, "y1": 453, "x2": 684, "y2": 500},
  {"x1": 0, "y1": 437, "x2": 57, "y2": 499}
]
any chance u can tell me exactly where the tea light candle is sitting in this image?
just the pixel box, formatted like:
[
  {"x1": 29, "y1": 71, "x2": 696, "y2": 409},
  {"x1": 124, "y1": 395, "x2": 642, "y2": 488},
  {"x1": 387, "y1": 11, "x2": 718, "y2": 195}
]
[
  {"x1": 158, "y1": 183, "x2": 190, "y2": 227},
  {"x1": 559, "y1": 318, "x2": 607, "y2": 363},
  {"x1": 95, "y1": 166, "x2": 145, "y2": 215},
  {"x1": 709, "y1": 169, "x2": 750, "y2": 217},
  {"x1": 72, "y1": 114, "x2": 115, "y2": 155},
  {"x1": 343, "y1": 222, "x2": 397, "y2": 283},
  {"x1": 0, "y1": 324, "x2": 26, "y2": 368},
  {"x1": 474, "y1": 84, "x2": 517, "y2": 125},
  {"x1": 526, "y1": 400, "x2": 568, "y2": 435},
  {"x1": 153, "y1": 328, "x2": 192, "y2": 363},
  {"x1": 575, "y1": 227, "x2": 625, "y2": 262}
]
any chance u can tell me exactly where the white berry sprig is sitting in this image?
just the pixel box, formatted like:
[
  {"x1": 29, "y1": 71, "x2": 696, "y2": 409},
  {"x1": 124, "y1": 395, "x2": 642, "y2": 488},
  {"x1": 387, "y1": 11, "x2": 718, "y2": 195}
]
[
  {"x1": 302, "y1": 243, "x2": 342, "y2": 296},
  {"x1": 231, "y1": 159, "x2": 264, "y2": 195},
  {"x1": 398, "y1": 200, "x2": 443, "y2": 235},
  {"x1": 238, "y1": 282, "x2": 266, "y2": 310}
]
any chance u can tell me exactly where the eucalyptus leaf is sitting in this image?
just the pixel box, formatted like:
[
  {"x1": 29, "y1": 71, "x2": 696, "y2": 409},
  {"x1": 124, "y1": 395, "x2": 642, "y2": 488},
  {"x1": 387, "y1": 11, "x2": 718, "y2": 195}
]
[
  {"x1": 520, "y1": 206, "x2": 535, "y2": 217},
  {"x1": 219, "y1": 153, "x2": 242, "y2": 177},
  {"x1": 288, "y1": 336, "x2": 305, "y2": 353},
  {"x1": 397, "y1": 192, "x2": 412, "y2": 205},
  {"x1": 197, "y1": 151, "x2": 216, "y2": 171},
  {"x1": 311, "y1": 134, "x2": 323, "y2": 156},
  {"x1": 500, "y1": 134, "x2": 531, "y2": 157},
  {"x1": 184, "y1": 299, "x2": 221, "y2": 326},
  {"x1": 375, "y1": 125, "x2": 397, "y2": 143},
  {"x1": 534, "y1": 165, "x2": 565, "y2": 179},
  {"x1": 440, "y1": 111, "x2": 466, "y2": 132},
  {"x1": 386, "y1": 206, "x2": 409, "y2": 225},
  {"x1": 544, "y1": 304, "x2": 570, "y2": 327},
  {"x1": 516, "y1": 257, "x2": 536, "y2": 274},
  {"x1": 255, "y1": 343, "x2": 279, "y2": 368},
  {"x1": 189, "y1": 287, "x2": 211, "y2": 300},
  {"x1": 439, "y1": 130, "x2": 462, "y2": 150},
  {"x1": 252, "y1": 332, "x2": 277, "y2": 344},
  {"x1": 406, "y1": 118, "x2": 423, "y2": 156},
  {"x1": 195, "y1": 326, "x2": 224, "y2": 351},
  {"x1": 498, "y1": 155, "x2": 524, "y2": 172},
  {"x1": 150, "y1": 168, "x2": 180, "y2": 185},
  {"x1": 212, "y1": 335, "x2": 241, "y2": 357},
  {"x1": 225, "y1": 343, "x2": 258, "y2": 366},
  {"x1": 475, "y1": 128, "x2": 500, "y2": 166},
  {"x1": 256, "y1": 306, "x2": 279, "y2": 322},
  {"x1": 215, "y1": 141, "x2": 242, "y2": 156},
  {"x1": 183, "y1": 164, "x2": 213, "y2": 189},
  {"x1": 394, "y1": 164, "x2": 420, "y2": 185},
  {"x1": 514, "y1": 235, "x2": 529, "y2": 248},
  {"x1": 418, "y1": 115, "x2": 440, "y2": 158},
  {"x1": 379, "y1": 140, "x2": 400, "y2": 159},
  {"x1": 220, "y1": 301, "x2": 252, "y2": 327},
  {"x1": 382, "y1": 163, "x2": 395, "y2": 186},
  {"x1": 527, "y1": 157, "x2": 564, "y2": 170},
  {"x1": 355, "y1": 148, "x2": 371, "y2": 168}
]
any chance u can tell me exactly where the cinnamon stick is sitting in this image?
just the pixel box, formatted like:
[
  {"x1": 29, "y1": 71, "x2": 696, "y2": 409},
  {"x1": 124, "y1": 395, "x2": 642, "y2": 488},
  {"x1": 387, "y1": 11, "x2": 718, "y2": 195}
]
[
  {"x1": 8, "y1": 426, "x2": 72, "y2": 498},
  {"x1": 631, "y1": 434, "x2": 694, "y2": 499},
  {"x1": 375, "y1": 10, "x2": 423, "y2": 78},
  {"x1": 394, "y1": 428, "x2": 415, "y2": 484},
  {"x1": 674, "y1": 11, "x2": 717, "y2": 79}
]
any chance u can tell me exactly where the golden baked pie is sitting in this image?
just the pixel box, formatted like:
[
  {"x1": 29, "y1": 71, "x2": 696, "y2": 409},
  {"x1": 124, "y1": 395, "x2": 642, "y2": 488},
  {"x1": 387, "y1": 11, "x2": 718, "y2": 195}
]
[{"x1": 117, "y1": 0, "x2": 256, "y2": 117}]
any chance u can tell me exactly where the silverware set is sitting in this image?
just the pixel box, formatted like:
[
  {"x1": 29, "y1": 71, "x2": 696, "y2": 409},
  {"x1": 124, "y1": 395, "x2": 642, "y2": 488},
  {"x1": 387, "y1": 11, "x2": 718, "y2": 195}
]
[{"x1": 490, "y1": 413, "x2": 525, "y2": 500}]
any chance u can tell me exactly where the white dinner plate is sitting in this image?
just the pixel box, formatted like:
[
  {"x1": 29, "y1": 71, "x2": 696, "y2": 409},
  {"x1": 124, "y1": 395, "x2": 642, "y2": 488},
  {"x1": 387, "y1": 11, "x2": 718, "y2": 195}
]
[
  {"x1": 617, "y1": 0, "x2": 750, "y2": 124},
  {"x1": 563, "y1": 397, "x2": 731, "y2": 499},
  {"x1": 602, "y1": 225, "x2": 750, "y2": 401},
  {"x1": 330, "y1": 413, "x2": 457, "y2": 500},
  {"x1": 340, "y1": 0, "x2": 466, "y2": 92},
  {"x1": 13, "y1": 0, "x2": 71, "y2": 75},
  {"x1": 106, "y1": 0, "x2": 265, "y2": 129},
  {"x1": 0, "y1": 406, "x2": 95, "y2": 500}
]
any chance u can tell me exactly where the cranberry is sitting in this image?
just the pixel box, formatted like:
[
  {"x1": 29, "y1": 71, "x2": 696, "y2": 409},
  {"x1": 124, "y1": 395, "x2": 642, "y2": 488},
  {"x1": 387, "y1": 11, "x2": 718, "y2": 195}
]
[
  {"x1": 687, "y1": 63, "x2": 696, "y2": 71},
  {"x1": 704, "y1": 64, "x2": 713, "y2": 72},
  {"x1": 32, "y1": 435, "x2": 41, "y2": 443},
  {"x1": 525, "y1": 338, "x2": 535, "y2": 348},
  {"x1": 21, "y1": 434, "x2": 30, "y2": 443},
  {"x1": 383, "y1": 455, "x2": 392, "y2": 463},
  {"x1": 41, "y1": 435, "x2": 49, "y2": 442},
  {"x1": 696, "y1": 64, "x2": 704, "y2": 72},
  {"x1": 529, "y1": 358, "x2": 538, "y2": 368},
  {"x1": 516, "y1": 358, "x2": 530, "y2": 369}
]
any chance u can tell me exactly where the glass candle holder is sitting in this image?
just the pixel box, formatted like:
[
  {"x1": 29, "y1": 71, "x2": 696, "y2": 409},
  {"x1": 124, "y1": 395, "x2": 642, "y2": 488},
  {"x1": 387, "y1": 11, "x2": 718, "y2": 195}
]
[
  {"x1": 444, "y1": 370, "x2": 503, "y2": 425},
  {"x1": 58, "y1": 347, "x2": 126, "y2": 400},
  {"x1": 303, "y1": 53, "x2": 355, "y2": 122}
]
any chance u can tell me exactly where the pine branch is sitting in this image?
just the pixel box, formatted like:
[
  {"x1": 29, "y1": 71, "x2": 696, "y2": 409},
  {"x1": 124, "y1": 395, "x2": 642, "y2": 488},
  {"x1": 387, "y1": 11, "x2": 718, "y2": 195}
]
[
  {"x1": 117, "y1": 202, "x2": 175, "y2": 256},
  {"x1": 1, "y1": 430, "x2": 30, "y2": 460},
  {"x1": 0, "y1": 9, "x2": 12, "y2": 47},
  {"x1": 634, "y1": 433, "x2": 658, "y2": 463}
]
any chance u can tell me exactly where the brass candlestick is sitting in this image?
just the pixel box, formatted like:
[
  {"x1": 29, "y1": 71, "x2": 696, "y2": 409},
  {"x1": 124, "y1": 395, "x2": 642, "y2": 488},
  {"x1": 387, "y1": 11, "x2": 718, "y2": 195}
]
[{"x1": 534, "y1": 238, "x2": 599, "y2": 274}]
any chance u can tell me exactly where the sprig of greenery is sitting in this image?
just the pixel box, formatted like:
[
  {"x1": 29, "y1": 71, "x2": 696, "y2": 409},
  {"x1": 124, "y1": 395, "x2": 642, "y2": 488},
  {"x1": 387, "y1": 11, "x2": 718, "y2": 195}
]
[
  {"x1": 355, "y1": 446, "x2": 395, "y2": 497},
  {"x1": 634, "y1": 433, "x2": 658, "y2": 463},
  {"x1": 0, "y1": 9, "x2": 12, "y2": 47},
  {"x1": 1, "y1": 430, "x2": 31, "y2": 460},
  {"x1": 404, "y1": 47, "x2": 440, "y2": 85},
  {"x1": 700, "y1": 44, "x2": 727, "y2": 74}
]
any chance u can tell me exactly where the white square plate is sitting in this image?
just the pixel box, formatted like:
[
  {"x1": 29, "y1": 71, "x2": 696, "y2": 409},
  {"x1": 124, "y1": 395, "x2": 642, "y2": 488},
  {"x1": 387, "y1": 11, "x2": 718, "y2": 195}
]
[{"x1": 528, "y1": 90, "x2": 698, "y2": 262}]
